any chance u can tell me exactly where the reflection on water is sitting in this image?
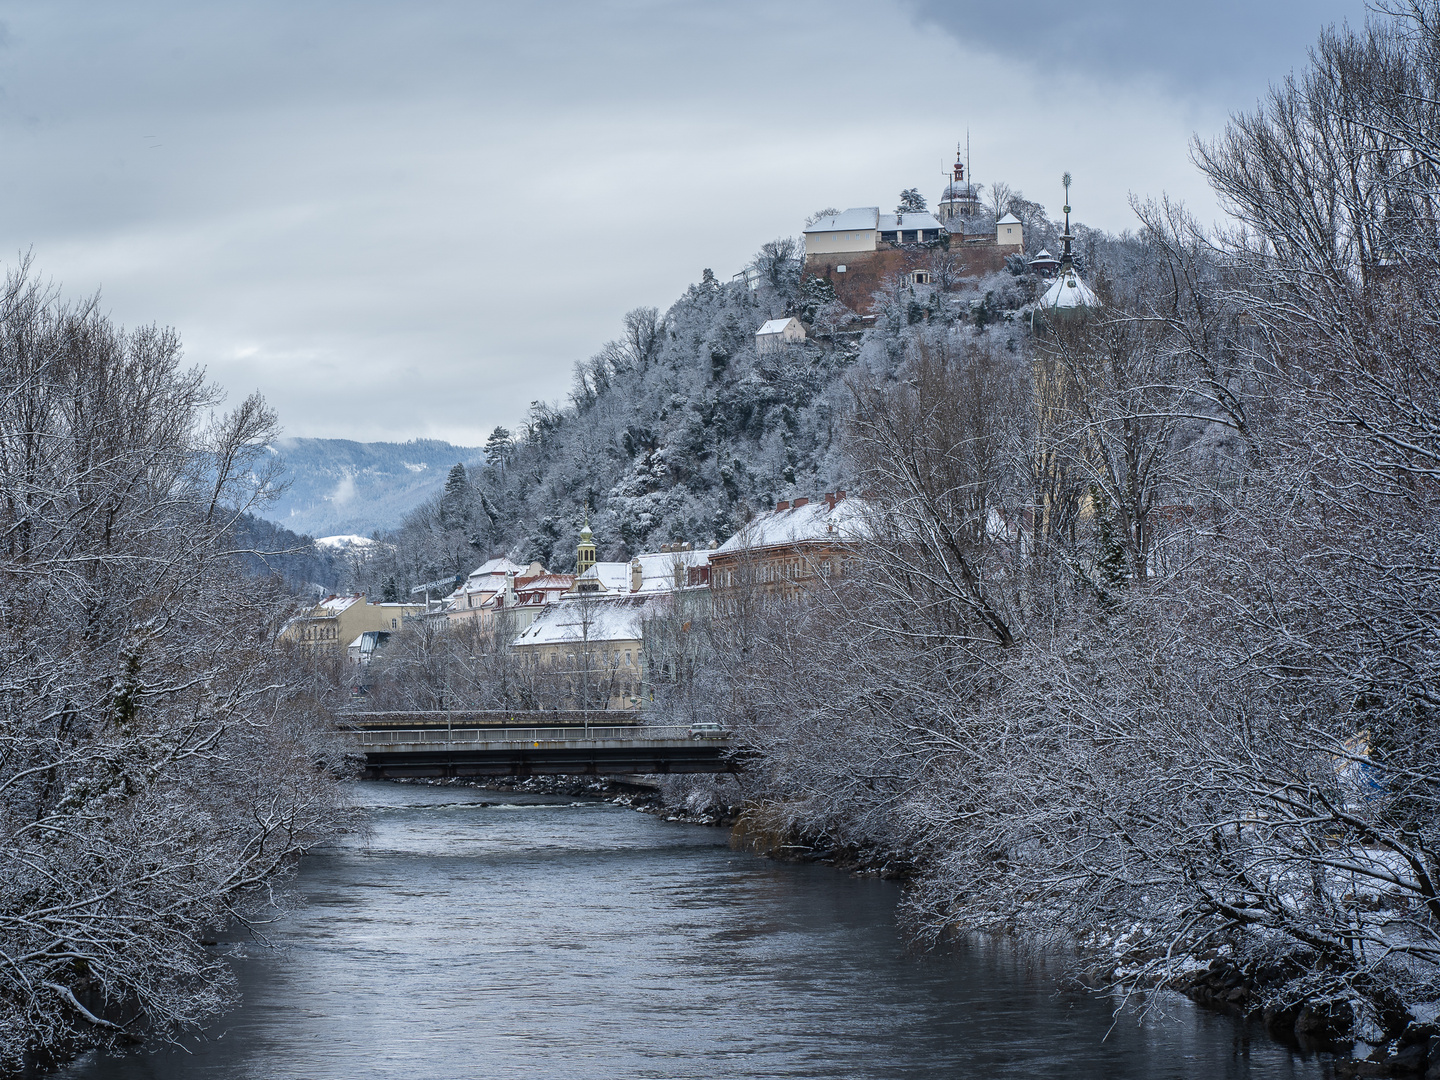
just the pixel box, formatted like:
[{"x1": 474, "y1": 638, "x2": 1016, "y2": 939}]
[{"x1": 60, "y1": 782, "x2": 1333, "y2": 1079}]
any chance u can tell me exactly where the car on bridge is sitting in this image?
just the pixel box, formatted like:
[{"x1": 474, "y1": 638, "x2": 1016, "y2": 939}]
[{"x1": 688, "y1": 722, "x2": 727, "y2": 740}]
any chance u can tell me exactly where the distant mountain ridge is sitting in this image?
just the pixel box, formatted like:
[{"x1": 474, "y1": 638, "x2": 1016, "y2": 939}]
[{"x1": 262, "y1": 437, "x2": 484, "y2": 537}]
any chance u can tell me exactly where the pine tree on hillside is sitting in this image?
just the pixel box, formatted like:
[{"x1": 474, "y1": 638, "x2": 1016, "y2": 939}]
[{"x1": 439, "y1": 463, "x2": 470, "y2": 532}]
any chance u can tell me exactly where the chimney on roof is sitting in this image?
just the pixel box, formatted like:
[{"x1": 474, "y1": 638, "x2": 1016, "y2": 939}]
[
  {"x1": 630, "y1": 557, "x2": 643, "y2": 593},
  {"x1": 776, "y1": 500, "x2": 790, "y2": 511},
  {"x1": 837, "y1": 490, "x2": 847, "y2": 501},
  {"x1": 823, "y1": 491, "x2": 835, "y2": 509},
  {"x1": 793, "y1": 497, "x2": 809, "y2": 508}
]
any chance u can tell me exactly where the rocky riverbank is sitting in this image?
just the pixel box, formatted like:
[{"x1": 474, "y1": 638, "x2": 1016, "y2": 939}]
[{"x1": 1180, "y1": 960, "x2": 1439, "y2": 1078}]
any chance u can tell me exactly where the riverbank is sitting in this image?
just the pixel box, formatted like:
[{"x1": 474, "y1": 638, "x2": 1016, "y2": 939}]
[
  {"x1": 1179, "y1": 961, "x2": 1439, "y2": 1078},
  {"x1": 710, "y1": 793, "x2": 1440, "y2": 1079}
]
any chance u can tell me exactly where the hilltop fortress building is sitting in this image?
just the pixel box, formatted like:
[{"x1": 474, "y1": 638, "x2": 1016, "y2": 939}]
[{"x1": 801, "y1": 146, "x2": 1027, "y2": 311}]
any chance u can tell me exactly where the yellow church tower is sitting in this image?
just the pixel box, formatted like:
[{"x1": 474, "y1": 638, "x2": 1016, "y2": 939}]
[{"x1": 576, "y1": 510, "x2": 597, "y2": 576}]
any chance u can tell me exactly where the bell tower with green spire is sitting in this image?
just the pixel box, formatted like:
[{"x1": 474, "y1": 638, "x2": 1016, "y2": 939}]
[{"x1": 576, "y1": 505, "x2": 597, "y2": 576}]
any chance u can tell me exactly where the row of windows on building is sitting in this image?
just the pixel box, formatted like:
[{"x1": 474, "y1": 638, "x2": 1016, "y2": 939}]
[
  {"x1": 542, "y1": 648, "x2": 636, "y2": 668},
  {"x1": 712, "y1": 557, "x2": 843, "y2": 588}
]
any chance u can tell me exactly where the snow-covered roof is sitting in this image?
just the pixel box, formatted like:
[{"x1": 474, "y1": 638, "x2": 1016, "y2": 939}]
[
  {"x1": 941, "y1": 182, "x2": 979, "y2": 201},
  {"x1": 519, "y1": 574, "x2": 574, "y2": 591},
  {"x1": 631, "y1": 549, "x2": 709, "y2": 593},
  {"x1": 574, "y1": 562, "x2": 631, "y2": 593},
  {"x1": 571, "y1": 548, "x2": 710, "y2": 595},
  {"x1": 803, "y1": 207, "x2": 880, "y2": 233},
  {"x1": 1031, "y1": 248, "x2": 1056, "y2": 261},
  {"x1": 511, "y1": 594, "x2": 661, "y2": 648},
  {"x1": 878, "y1": 212, "x2": 943, "y2": 231},
  {"x1": 466, "y1": 556, "x2": 525, "y2": 583},
  {"x1": 996, "y1": 212, "x2": 1022, "y2": 226},
  {"x1": 757, "y1": 318, "x2": 800, "y2": 336},
  {"x1": 446, "y1": 556, "x2": 530, "y2": 600},
  {"x1": 715, "y1": 497, "x2": 869, "y2": 555},
  {"x1": 1039, "y1": 271, "x2": 1100, "y2": 310},
  {"x1": 346, "y1": 630, "x2": 389, "y2": 657},
  {"x1": 315, "y1": 594, "x2": 363, "y2": 615}
]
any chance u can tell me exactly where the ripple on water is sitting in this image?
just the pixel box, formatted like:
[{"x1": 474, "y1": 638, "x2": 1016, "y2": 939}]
[{"x1": 56, "y1": 781, "x2": 1335, "y2": 1080}]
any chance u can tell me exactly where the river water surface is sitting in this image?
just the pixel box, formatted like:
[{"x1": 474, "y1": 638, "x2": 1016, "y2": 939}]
[{"x1": 60, "y1": 782, "x2": 1334, "y2": 1079}]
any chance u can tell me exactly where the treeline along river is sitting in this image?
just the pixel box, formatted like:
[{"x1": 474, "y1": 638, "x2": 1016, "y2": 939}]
[{"x1": 55, "y1": 784, "x2": 1334, "y2": 1079}]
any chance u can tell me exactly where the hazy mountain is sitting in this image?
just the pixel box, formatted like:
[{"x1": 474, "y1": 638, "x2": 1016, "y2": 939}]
[{"x1": 262, "y1": 438, "x2": 485, "y2": 537}]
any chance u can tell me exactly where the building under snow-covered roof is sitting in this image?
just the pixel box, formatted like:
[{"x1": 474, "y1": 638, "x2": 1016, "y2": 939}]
[
  {"x1": 280, "y1": 594, "x2": 423, "y2": 655},
  {"x1": 996, "y1": 212, "x2": 1023, "y2": 249},
  {"x1": 710, "y1": 492, "x2": 869, "y2": 595},
  {"x1": 346, "y1": 630, "x2": 391, "y2": 667},
  {"x1": 1029, "y1": 249, "x2": 1060, "y2": 276},
  {"x1": 756, "y1": 317, "x2": 806, "y2": 353},
  {"x1": 509, "y1": 592, "x2": 660, "y2": 711},
  {"x1": 444, "y1": 557, "x2": 541, "y2": 605},
  {"x1": 1038, "y1": 178, "x2": 1099, "y2": 314},
  {"x1": 571, "y1": 547, "x2": 711, "y2": 596},
  {"x1": 937, "y1": 181, "x2": 982, "y2": 223},
  {"x1": 714, "y1": 493, "x2": 868, "y2": 556},
  {"x1": 877, "y1": 212, "x2": 945, "y2": 244},
  {"x1": 512, "y1": 593, "x2": 661, "y2": 651},
  {"x1": 803, "y1": 207, "x2": 881, "y2": 256}
]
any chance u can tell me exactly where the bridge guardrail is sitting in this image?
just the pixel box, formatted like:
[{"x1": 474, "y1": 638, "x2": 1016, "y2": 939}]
[{"x1": 356, "y1": 725, "x2": 715, "y2": 746}]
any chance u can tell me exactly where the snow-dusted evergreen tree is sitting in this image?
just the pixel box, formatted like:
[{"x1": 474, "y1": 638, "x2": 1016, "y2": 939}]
[{"x1": 896, "y1": 188, "x2": 927, "y2": 214}]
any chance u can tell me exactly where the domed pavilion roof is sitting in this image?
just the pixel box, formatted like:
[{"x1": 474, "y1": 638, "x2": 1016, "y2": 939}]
[{"x1": 1039, "y1": 270, "x2": 1100, "y2": 311}]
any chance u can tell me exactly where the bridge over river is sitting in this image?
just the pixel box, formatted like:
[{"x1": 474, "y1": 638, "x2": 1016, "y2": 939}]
[{"x1": 344, "y1": 714, "x2": 740, "y2": 779}]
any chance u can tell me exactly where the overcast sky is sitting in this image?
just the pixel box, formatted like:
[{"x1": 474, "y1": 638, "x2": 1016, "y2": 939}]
[{"x1": 0, "y1": 0, "x2": 1366, "y2": 446}]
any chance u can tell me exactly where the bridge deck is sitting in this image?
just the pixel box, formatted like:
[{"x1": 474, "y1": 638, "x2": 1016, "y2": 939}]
[
  {"x1": 342, "y1": 709, "x2": 641, "y2": 729},
  {"x1": 353, "y1": 724, "x2": 739, "y2": 778}
]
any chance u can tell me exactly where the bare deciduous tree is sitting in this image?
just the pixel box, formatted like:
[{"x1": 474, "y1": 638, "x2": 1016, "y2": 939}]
[{"x1": 0, "y1": 257, "x2": 349, "y2": 1066}]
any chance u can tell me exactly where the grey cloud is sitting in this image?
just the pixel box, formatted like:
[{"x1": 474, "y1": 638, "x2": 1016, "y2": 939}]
[
  {"x1": 0, "y1": 0, "x2": 1373, "y2": 445},
  {"x1": 905, "y1": 0, "x2": 1368, "y2": 101}
]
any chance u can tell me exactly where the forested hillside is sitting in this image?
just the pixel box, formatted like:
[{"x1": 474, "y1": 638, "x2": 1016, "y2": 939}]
[
  {"x1": 264, "y1": 437, "x2": 484, "y2": 537},
  {"x1": 350, "y1": 241, "x2": 1059, "y2": 592},
  {"x1": 226, "y1": 512, "x2": 346, "y2": 593}
]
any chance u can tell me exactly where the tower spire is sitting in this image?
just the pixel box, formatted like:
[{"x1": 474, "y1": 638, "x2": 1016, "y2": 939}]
[
  {"x1": 1038, "y1": 170, "x2": 1099, "y2": 315},
  {"x1": 1059, "y1": 171, "x2": 1074, "y2": 273},
  {"x1": 576, "y1": 502, "x2": 596, "y2": 575}
]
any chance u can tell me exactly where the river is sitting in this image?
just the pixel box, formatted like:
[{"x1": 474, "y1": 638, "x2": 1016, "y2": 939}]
[{"x1": 58, "y1": 782, "x2": 1334, "y2": 1079}]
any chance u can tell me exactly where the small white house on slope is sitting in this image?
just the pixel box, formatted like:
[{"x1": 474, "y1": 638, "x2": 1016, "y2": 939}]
[{"x1": 756, "y1": 317, "x2": 806, "y2": 354}]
